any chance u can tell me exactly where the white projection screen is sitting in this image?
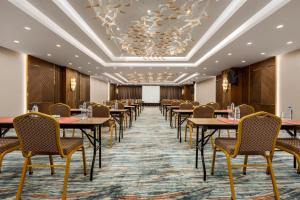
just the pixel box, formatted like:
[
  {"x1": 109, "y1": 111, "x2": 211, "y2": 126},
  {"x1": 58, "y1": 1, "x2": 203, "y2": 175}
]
[{"x1": 142, "y1": 86, "x2": 160, "y2": 103}]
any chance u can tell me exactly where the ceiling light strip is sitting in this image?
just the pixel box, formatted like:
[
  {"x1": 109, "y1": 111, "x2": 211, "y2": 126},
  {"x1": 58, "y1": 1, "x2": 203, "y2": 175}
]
[
  {"x1": 174, "y1": 73, "x2": 187, "y2": 82},
  {"x1": 53, "y1": 0, "x2": 114, "y2": 60},
  {"x1": 115, "y1": 73, "x2": 129, "y2": 82},
  {"x1": 103, "y1": 73, "x2": 124, "y2": 84},
  {"x1": 195, "y1": 0, "x2": 290, "y2": 66},
  {"x1": 9, "y1": 0, "x2": 106, "y2": 65},
  {"x1": 186, "y1": 0, "x2": 246, "y2": 60},
  {"x1": 178, "y1": 73, "x2": 199, "y2": 84}
]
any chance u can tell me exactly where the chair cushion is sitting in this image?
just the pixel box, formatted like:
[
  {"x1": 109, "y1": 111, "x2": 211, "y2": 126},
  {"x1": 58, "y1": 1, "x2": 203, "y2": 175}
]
[
  {"x1": 276, "y1": 138, "x2": 300, "y2": 153},
  {"x1": 215, "y1": 138, "x2": 237, "y2": 154},
  {"x1": 0, "y1": 137, "x2": 19, "y2": 153},
  {"x1": 60, "y1": 137, "x2": 83, "y2": 154}
]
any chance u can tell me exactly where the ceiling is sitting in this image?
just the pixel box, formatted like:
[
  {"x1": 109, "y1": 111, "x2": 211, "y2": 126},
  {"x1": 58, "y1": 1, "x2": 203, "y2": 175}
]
[{"x1": 0, "y1": 0, "x2": 299, "y2": 85}]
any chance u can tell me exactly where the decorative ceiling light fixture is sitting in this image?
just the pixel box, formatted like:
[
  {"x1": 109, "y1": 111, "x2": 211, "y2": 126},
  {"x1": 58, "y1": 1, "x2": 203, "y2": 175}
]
[{"x1": 88, "y1": 0, "x2": 210, "y2": 59}]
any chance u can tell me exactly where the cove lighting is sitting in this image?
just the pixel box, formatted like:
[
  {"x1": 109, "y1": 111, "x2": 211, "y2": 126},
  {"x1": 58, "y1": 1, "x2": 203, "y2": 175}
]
[
  {"x1": 103, "y1": 73, "x2": 125, "y2": 84},
  {"x1": 174, "y1": 73, "x2": 187, "y2": 82},
  {"x1": 115, "y1": 73, "x2": 129, "y2": 82},
  {"x1": 178, "y1": 73, "x2": 199, "y2": 84}
]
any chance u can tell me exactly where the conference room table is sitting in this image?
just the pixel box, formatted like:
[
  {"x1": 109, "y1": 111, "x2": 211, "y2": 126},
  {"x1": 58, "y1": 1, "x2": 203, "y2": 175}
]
[
  {"x1": 188, "y1": 117, "x2": 300, "y2": 181},
  {"x1": 173, "y1": 109, "x2": 233, "y2": 142},
  {"x1": 0, "y1": 116, "x2": 110, "y2": 181}
]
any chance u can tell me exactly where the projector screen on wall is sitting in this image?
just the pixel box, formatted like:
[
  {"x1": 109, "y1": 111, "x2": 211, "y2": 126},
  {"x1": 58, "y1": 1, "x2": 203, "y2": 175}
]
[{"x1": 142, "y1": 86, "x2": 160, "y2": 103}]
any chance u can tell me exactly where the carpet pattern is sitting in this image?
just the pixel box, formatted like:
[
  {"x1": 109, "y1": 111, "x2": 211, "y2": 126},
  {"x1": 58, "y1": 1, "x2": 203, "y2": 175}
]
[{"x1": 1, "y1": 107, "x2": 300, "y2": 199}]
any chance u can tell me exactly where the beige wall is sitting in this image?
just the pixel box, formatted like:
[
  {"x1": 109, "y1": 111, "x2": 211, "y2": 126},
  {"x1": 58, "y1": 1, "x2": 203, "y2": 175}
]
[
  {"x1": 0, "y1": 47, "x2": 27, "y2": 116},
  {"x1": 195, "y1": 77, "x2": 216, "y2": 104},
  {"x1": 90, "y1": 77, "x2": 109, "y2": 104},
  {"x1": 276, "y1": 49, "x2": 300, "y2": 119}
]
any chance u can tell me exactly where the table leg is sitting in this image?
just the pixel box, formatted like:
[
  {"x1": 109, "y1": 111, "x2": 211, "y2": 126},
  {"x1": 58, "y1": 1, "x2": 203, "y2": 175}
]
[
  {"x1": 90, "y1": 128, "x2": 96, "y2": 181},
  {"x1": 170, "y1": 109, "x2": 173, "y2": 128},
  {"x1": 98, "y1": 125, "x2": 101, "y2": 168},
  {"x1": 129, "y1": 109, "x2": 132, "y2": 128},
  {"x1": 201, "y1": 127, "x2": 207, "y2": 181},
  {"x1": 294, "y1": 129, "x2": 297, "y2": 168},
  {"x1": 120, "y1": 112, "x2": 124, "y2": 139},
  {"x1": 196, "y1": 126, "x2": 199, "y2": 168},
  {"x1": 177, "y1": 113, "x2": 180, "y2": 139},
  {"x1": 179, "y1": 114, "x2": 182, "y2": 143}
]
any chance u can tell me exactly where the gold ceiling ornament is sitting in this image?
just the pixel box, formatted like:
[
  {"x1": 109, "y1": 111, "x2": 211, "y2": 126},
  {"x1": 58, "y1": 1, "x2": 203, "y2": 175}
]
[{"x1": 88, "y1": 0, "x2": 211, "y2": 59}]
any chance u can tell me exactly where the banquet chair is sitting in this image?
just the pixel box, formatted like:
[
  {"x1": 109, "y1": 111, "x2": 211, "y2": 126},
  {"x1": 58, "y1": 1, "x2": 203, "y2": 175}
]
[
  {"x1": 170, "y1": 101, "x2": 181, "y2": 127},
  {"x1": 13, "y1": 112, "x2": 86, "y2": 200},
  {"x1": 114, "y1": 102, "x2": 129, "y2": 129},
  {"x1": 211, "y1": 112, "x2": 281, "y2": 200},
  {"x1": 192, "y1": 101, "x2": 200, "y2": 106},
  {"x1": 0, "y1": 137, "x2": 19, "y2": 173},
  {"x1": 92, "y1": 105, "x2": 116, "y2": 147},
  {"x1": 175, "y1": 103, "x2": 194, "y2": 129},
  {"x1": 206, "y1": 102, "x2": 220, "y2": 110},
  {"x1": 184, "y1": 105, "x2": 214, "y2": 148},
  {"x1": 276, "y1": 138, "x2": 300, "y2": 173},
  {"x1": 49, "y1": 103, "x2": 74, "y2": 137}
]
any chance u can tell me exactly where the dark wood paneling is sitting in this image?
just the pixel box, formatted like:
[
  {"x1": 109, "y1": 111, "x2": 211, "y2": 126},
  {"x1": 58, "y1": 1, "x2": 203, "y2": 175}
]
[{"x1": 216, "y1": 57, "x2": 275, "y2": 113}]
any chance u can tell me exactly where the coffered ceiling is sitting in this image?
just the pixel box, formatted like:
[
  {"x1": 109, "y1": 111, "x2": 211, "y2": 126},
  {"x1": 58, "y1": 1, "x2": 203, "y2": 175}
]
[{"x1": 0, "y1": 0, "x2": 299, "y2": 85}]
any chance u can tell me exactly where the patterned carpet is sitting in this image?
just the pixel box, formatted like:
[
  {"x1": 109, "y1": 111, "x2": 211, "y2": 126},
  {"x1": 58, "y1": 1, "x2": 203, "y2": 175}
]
[{"x1": 1, "y1": 107, "x2": 300, "y2": 199}]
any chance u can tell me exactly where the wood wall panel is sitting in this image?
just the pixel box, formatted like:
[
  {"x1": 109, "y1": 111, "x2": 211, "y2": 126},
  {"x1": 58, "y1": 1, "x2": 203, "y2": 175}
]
[
  {"x1": 216, "y1": 57, "x2": 275, "y2": 113},
  {"x1": 28, "y1": 55, "x2": 90, "y2": 110}
]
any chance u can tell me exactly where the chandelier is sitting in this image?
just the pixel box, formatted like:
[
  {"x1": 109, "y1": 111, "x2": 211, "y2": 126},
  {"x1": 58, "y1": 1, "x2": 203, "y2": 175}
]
[{"x1": 88, "y1": 0, "x2": 211, "y2": 59}]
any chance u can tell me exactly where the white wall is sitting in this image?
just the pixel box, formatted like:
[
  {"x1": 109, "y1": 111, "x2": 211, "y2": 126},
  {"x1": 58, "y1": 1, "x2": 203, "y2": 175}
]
[
  {"x1": 195, "y1": 77, "x2": 216, "y2": 104},
  {"x1": 90, "y1": 77, "x2": 109, "y2": 104},
  {"x1": 276, "y1": 49, "x2": 300, "y2": 118},
  {"x1": 0, "y1": 47, "x2": 27, "y2": 116}
]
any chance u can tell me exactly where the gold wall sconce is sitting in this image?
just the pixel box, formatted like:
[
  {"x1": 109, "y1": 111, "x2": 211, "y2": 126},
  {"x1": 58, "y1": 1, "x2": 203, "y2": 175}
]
[{"x1": 70, "y1": 78, "x2": 76, "y2": 91}]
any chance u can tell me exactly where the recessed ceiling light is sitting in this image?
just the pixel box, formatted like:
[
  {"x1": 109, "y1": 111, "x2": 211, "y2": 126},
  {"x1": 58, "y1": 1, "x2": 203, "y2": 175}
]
[
  {"x1": 116, "y1": 27, "x2": 120, "y2": 31},
  {"x1": 88, "y1": 71, "x2": 91, "y2": 73},
  {"x1": 78, "y1": 66, "x2": 82, "y2": 69},
  {"x1": 88, "y1": 62, "x2": 91, "y2": 65},
  {"x1": 276, "y1": 24, "x2": 284, "y2": 29},
  {"x1": 202, "y1": 74, "x2": 206, "y2": 76},
  {"x1": 96, "y1": 66, "x2": 99, "y2": 69},
  {"x1": 147, "y1": 10, "x2": 151, "y2": 15},
  {"x1": 68, "y1": 62, "x2": 72, "y2": 65},
  {"x1": 203, "y1": 67, "x2": 207, "y2": 70},
  {"x1": 13, "y1": 40, "x2": 20, "y2": 44},
  {"x1": 286, "y1": 41, "x2": 293, "y2": 45},
  {"x1": 241, "y1": 60, "x2": 246, "y2": 63},
  {"x1": 75, "y1": 55, "x2": 79, "y2": 58},
  {"x1": 227, "y1": 53, "x2": 232, "y2": 56},
  {"x1": 47, "y1": 53, "x2": 52, "y2": 57},
  {"x1": 24, "y1": 26, "x2": 31, "y2": 31},
  {"x1": 56, "y1": 44, "x2": 61, "y2": 47},
  {"x1": 215, "y1": 60, "x2": 219, "y2": 63},
  {"x1": 247, "y1": 42, "x2": 253, "y2": 45},
  {"x1": 260, "y1": 52, "x2": 265, "y2": 55}
]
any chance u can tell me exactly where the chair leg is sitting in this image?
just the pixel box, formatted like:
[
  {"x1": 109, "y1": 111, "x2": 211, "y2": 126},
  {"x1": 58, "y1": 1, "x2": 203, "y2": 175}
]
[
  {"x1": 72, "y1": 129, "x2": 75, "y2": 137},
  {"x1": 226, "y1": 155, "x2": 236, "y2": 200},
  {"x1": 63, "y1": 129, "x2": 66, "y2": 137},
  {"x1": 28, "y1": 157, "x2": 33, "y2": 175},
  {"x1": 266, "y1": 154, "x2": 280, "y2": 200},
  {"x1": 243, "y1": 155, "x2": 248, "y2": 175},
  {"x1": 115, "y1": 124, "x2": 117, "y2": 140},
  {"x1": 49, "y1": 155, "x2": 54, "y2": 175},
  {"x1": 62, "y1": 156, "x2": 71, "y2": 200},
  {"x1": 227, "y1": 130, "x2": 230, "y2": 138},
  {"x1": 211, "y1": 147, "x2": 217, "y2": 175},
  {"x1": 184, "y1": 125, "x2": 187, "y2": 142},
  {"x1": 110, "y1": 126, "x2": 113, "y2": 147},
  {"x1": 0, "y1": 154, "x2": 3, "y2": 173},
  {"x1": 189, "y1": 125, "x2": 193, "y2": 148},
  {"x1": 16, "y1": 157, "x2": 29, "y2": 200},
  {"x1": 81, "y1": 147, "x2": 87, "y2": 176},
  {"x1": 218, "y1": 129, "x2": 221, "y2": 137}
]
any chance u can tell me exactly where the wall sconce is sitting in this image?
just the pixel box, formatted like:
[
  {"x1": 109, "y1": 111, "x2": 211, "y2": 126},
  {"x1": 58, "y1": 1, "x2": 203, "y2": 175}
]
[
  {"x1": 181, "y1": 88, "x2": 184, "y2": 95},
  {"x1": 116, "y1": 88, "x2": 119, "y2": 94},
  {"x1": 70, "y1": 78, "x2": 76, "y2": 91},
  {"x1": 222, "y1": 78, "x2": 229, "y2": 91}
]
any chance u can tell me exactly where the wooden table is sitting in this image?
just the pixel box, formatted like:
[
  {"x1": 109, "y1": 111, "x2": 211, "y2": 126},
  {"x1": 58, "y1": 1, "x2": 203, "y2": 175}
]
[
  {"x1": 188, "y1": 117, "x2": 300, "y2": 181},
  {"x1": 110, "y1": 109, "x2": 127, "y2": 142},
  {"x1": 161, "y1": 104, "x2": 171, "y2": 116},
  {"x1": 0, "y1": 116, "x2": 110, "y2": 181}
]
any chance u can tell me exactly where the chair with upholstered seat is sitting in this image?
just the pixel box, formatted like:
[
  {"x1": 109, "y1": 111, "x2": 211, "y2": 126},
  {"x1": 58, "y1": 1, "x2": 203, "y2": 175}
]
[
  {"x1": 13, "y1": 112, "x2": 86, "y2": 200},
  {"x1": 49, "y1": 103, "x2": 73, "y2": 137},
  {"x1": 206, "y1": 102, "x2": 220, "y2": 110},
  {"x1": 276, "y1": 138, "x2": 300, "y2": 173},
  {"x1": 184, "y1": 105, "x2": 214, "y2": 148},
  {"x1": 113, "y1": 102, "x2": 129, "y2": 129},
  {"x1": 170, "y1": 101, "x2": 181, "y2": 127},
  {"x1": 211, "y1": 112, "x2": 282, "y2": 200},
  {"x1": 92, "y1": 104, "x2": 116, "y2": 147},
  {"x1": 175, "y1": 103, "x2": 194, "y2": 129},
  {"x1": 0, "y1": 137, "x2": 19, "y2": 173},
  {"x1": 192, "y1": 101, "x2": 200, "y2": 106}
]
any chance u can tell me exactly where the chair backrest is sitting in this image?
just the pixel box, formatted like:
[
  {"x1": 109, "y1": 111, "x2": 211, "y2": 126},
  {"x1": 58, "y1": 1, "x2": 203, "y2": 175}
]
[
  {"x1": 49, "y1": 103, "x2": 71, "y2": 117},
  {"x1": 234, "y1": 112, "x2": 282, "y2": 157},
  {"x1": 206, "y1": 102, "x2": 220, "y2": 110},
  {"x1": 239, "y1": 104, "x2": 255, "y2": 118},
  {"x1": 179, "y1": 103, "x2": 193, "y2": 110},
  {"x1": 13, "y1": 112, "x2": 64, "y2": 157},
  {"x1": 192, "y1": 101, "x2": 200, "y2": 106},
  {"x1": 92, "y1": 105, "x2": 110, "y2": 118},
  {"x1": 193, "y1": 105, "x2": 214, "y2": 118},
  {"x1": 171, "y1": 101, "x2": 180, "y2": 106},
  {"x1": 116, "y1": 102, "x2": 125, "y2": 109}
]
